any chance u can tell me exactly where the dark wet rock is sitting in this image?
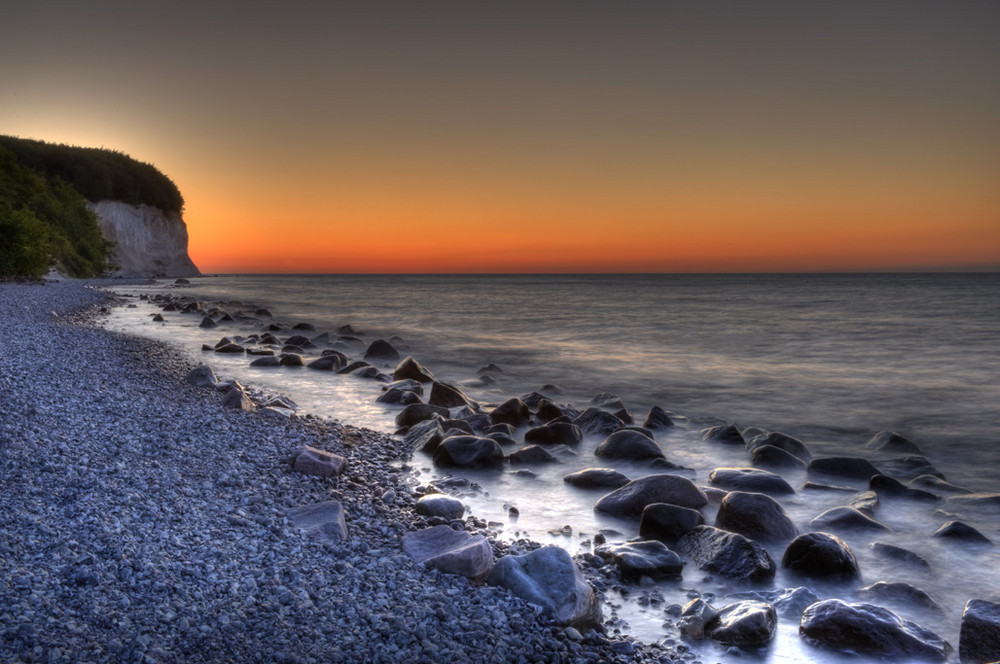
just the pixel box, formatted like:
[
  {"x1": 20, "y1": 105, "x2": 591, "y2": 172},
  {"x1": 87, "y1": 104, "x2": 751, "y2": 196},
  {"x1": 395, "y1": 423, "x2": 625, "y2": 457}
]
[
  {"x1": 595, "y1": 474, "x2": 708, "y2": 518},
  {"x1": 478, "y1": 362, "x2": 503, "y2": 374},
  {"x1": 433, "y1": 435, "x2": 505, "y2": 469},
  {"x1": 286, "y1": 501, "x2": 348, "y2": 545},
  {"x1": 151, "y1": 313, "x2": 165, "y2": 322},
  {"x1": 573, "y1": 407, "x2": 625, "y2": 436},
  {"x1": 488, "y1": 546, "x2": 601, "y2": 628},
  {"x1": 870, "y1": 474, "x2": 941, "y2": 502},
  {"x1": 310, "y1": 332, "x2": 331, "y2": 345},
  {"x1": 678, "y1": 598, "x2": 718, "y2": 640},
  {"x1": 534, "y1": 398, "x2": 565, "y2": 423},
  {"x1": 337, "y1": 360, "x2": 372, "y2": 375},
  {"x1": 715, "y1": 491, "x2": 798, "y2": 543},
  {"x1": 336, "y1": 324, "x2": 358, "y2": 335},
  {"x1": 800, "y1": 599, "x2": 951, "y2": 661},
  {"x1": 612, "y1": 408, "x2": 634, "y2": 425},
  {"x1": 709, "y1": 467, "x2": 795, "y2": 495},
  {"x1": 428, "y1": 381, "x2": 475, "y2": 409},
  {"x1": 746, "y1": 432, "x2": 812, "y2": 462},
  {"x1": 781, "y1": 532, "x2": 860, "y2": 580},
  {"x1": 284, "y1": 335, "x2": 314, "y2": 348},
  {"x1": 726, "y1": 587, "x2": 819, "y2": 619},
  {"x1": 751, "y1": 444, "x2": 808, "y2": 471},
  {"x1": 221, "y1": 387, "x2": 255, "y2": 411},
  {"x1": 848, "y1": 490, "x2": 880, "y2": 516},
  {"x1": 180, "y1": 301, "x2": 202, "y2": 314},
  {"x1": 404, "y1": 419, "x2": 444, "y2": 453},
  {"x1": 363, "y1": 339, "x2": 400, "y2": 363},
  {"x1": 701, "y1": 424, "x2": 745, "y2": 446},
  {"x1": 520, "y1": 391, "x2": 550, "y2": 410},
  {"x1": 640, "y1": 503, "x2": 705, "y2": 543},
  {"x1": 910, "y1": 475, "x2": 972, "y2": 495},
  {"x1": 860, "y1": 582, "x2": 943, "y2": 613},
  {"x1": 947, "y1": 493, "x2": 1000, "y2": 511},
  {"x1": 185, "y1": 365, "x2": 218, "y2": 388},
  {"x1": 395, "y1": 403, "x2": 450, "y2": 428},
  {"x1": 490, "y1": 398, "x2": 531, "y2": 428},
  {"x1": 415, "y1": 493, "x2": 465, "y2": 520},
  {"x1": 215, "y1": 343, "x2": 245, "y2": 354},
  {"x1": 871, "y1": 541, "x2": 930, "y2": 568},
  {"x1": 307, "y1": 355, "x2": 343, "y2": 371},
  {"x1": 649, "y1": 457, "x2": 693, "y2": 472},
  {"x1": 281, "y1": 344, "x2": 306, "y2": 355},
  {"x1": 809, "y1": 456, "x2": 882, "y2": 481},
  {"x1": 486, "y1": 423, "x2": 516, "y2": 437},
  {"x1": 278, "y1": 353, "x2": 305, "y2": 367},
  {"x1": 810, "y1": 506, "x2": 891, "y2": 532},
  {"x1": 866, "y1": 430, "x2": 924, "y2": 455},
  {"x1": 292, "y1": 322, "x2": 315, "y2": 331},
  {"x1": 393, "y1": 356, "x2": 434, "y2": 382},
  {"x1": 198, "y1": 316, "x2": 218, "y2": 329},
  {"x1": 260, "y1": 333, "x2": 281, "y2": 345},
  {"x1": 245, "y1": 347, "x2": 274, "y2": 356},
  {"x1": 960, "y1": 599, "x2": 1000, "y2": 664},
  {"x1": 642, "y1": 405, "x2": 675, "y2": 430},
  {"x1": 877, "y1": 456, "x2": 945, "y2": 481},
  {"x1": 563, "y1": 468, "x2": 630, "y2": 490},
  {"x1": 590, "y1": 392, "x2": 626, "y2": 412},
  {"x1": 596, "y1": 540, "x2": 684, "y2": 579},
  {"x1": 933, "y1": 521, "x2": 993, "y2": 546},
  {"x1": 594, "y1": 429, "x2": 664, "y2": 461},
  {"x1": 508, "y1": 445, "x2": 558, "y2": 464},
  {"x1": 402, "y1": 526, "x2": 492, "y2": 579},
  {"x1": 384, "y1": 378, "x2": 424, "y2": 396},
  {"x1": 677, "y1": 526, "x2": 777, "y2": 582},
  {"x1": 441, "y1": 419, "x2": 475, "y2": 436},
  {"x1": 709, "y1": 600, "x2": 777, "y2": 647},
  {"x1": 487, "y1": 433, "x2": 517, "y2": 447},
  {"x1": 525, "y1": 422, "x2": 582, "y2": 446},
  {"x1": 250, "y1": 356, "x2": 280, "y2": 367},
  {"x1": 802, "y1": 481, "x2": 857, "y2": 493},
  {"x1": 376, "y1": 387, "x2": 423, "y2": 406},
  {"x1": 290, "y1": 447, "x2": 346, "y2": 477}
]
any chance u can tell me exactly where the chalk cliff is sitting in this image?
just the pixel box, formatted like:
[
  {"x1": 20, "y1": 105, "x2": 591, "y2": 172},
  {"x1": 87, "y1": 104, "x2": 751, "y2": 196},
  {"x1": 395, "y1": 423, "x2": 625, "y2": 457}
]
[{"x1": 90, "y1": 200, "x2": 200, "y2": 278}]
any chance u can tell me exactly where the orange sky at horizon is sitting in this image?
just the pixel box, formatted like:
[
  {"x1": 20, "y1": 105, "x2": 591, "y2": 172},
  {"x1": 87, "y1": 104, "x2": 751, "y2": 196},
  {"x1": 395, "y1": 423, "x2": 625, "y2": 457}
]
[{"x1": 2, "y1": 2, "x2": 998, "y2": 273}]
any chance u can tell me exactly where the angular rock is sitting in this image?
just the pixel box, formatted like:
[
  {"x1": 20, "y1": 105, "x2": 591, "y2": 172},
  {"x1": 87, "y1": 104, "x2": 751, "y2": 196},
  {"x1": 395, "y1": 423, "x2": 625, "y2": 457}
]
[
  {"x1": 572, "y1": 407, "x2": 624, "y2": 436},
  {"x1": 640, "y1": 503, "x2": 705, "y2": 543},
  {"x1": 860, "y1": 582, "x2": 942, "y2": 613},
  {"x1": 595, "y1": 474, "x2": 708, "y2": 518},
  {"x1": 415, "y1": 493, "x2": 465, "y2": 520},
  {"x1": 800, "y1": 599, "x2": 951, "y2": 661},
  {"x1": 910, "y1": 475, "x2": 972, "y2": 495},
  {"x1": 876, "y1": 456, "x2": 945, "y2": 481},
  {"x1": 866, "y1": 430, "x2": 923, "y2": 455},
  {"x1": 286, "y1": 501, "x2": 348, "y2": 545},
  {"x1": 642, "y1": 405, "x2": 674, "y2": 430},
  {"x1": 490, "y1": 398, "x2": 531, "y2": 428},
  {"x1": 402, "y1": 525, "x2": 492, "y2": 579},
  {"x1": 871, "y1": 541, "x2": 930, "y2": 568},
  {"x1": 395, "y1": 403, "x2": 450, "y2": 428},
  {"x1": 405, "y1": 419, "x2": 445, "y2": 453},
  {"x1": 563, "y1": 468, "x2": 630, "y2": 490},
  {"x1": 279, "y1": 353, "x2": 304, "y2": 367},
  {"x1": 809, "y1": 506, "x2": 890, "y2": 532},
  {"x1": 746, "y1": 432, "x2": 812, "y2": 462},
  {"x1": 726, "y1": 587, "x2": 819, "y2": 619},
  {"x1": 677, "y1": 526, "x2": 777, "y2": 582},
  {"x1": 751, "y1": 444, "x2": 808, "y2": 471},
  {"x1": 375, "y1": 387, "x2": 423, "y2": 406},
  {"x1": 596, "y1": 540, "x2": 684, "y2": 579},
  {"x1": 947, "y1": 493, "x2": 1000, "y2": 510},
  {"x1": 291, "y1": 447, "x2": 346, "y2": 477},
  {"x1": 781, "y1": 532, "x2": 859, "y2": 580},
  {"x1": 594, "y1": 429, "x2": 664, "y2": 461},
  {"x1": 198, "y1": 316, "x2": 218, "y2": 329},
  {"x1": 589, "y1": 392, "x2": 626, "y2": 412},
  {"x1": 221, "y1": 388, "x2": 255, "y2": 411},
  {"x1": 508, "y1": 445, "x2": 558, "y2": 464},
  {"x1": 933, "y1": 521, "x2": 993, "y2": 546},
  {"x1": 428, "y1": 381, "x2": 475, "y2": 409},
  {"x1": 715, "y1": 491, "x2": 797, "y2": 542},
  {"x1": 709, "y1": 601, "x2": 777, "y2": 647},
  {"x1": 185, "y1": 365, "x2": 218, "y2": 388},
  {"x1": 709, "y1": 467, "x2": 795, "y2": 495},
  {"x1": 870, "y1": 474, "x2": 940, "y2": 502},
  {"x1": 307, "y1": 355, "x2": 343, "y2": 371},
  {"x1": 960, "y1": 599, "x2": 1000, "y2": 664},
  {"x1": 679, "y1": 598, "x2": 718, "y2": 640},
  {"x1": 848, "y1": 490, "x2": 879, "y2": 516},
  {"x1": 525, "y1": 422, "x2": 582, "y2": 446},
  {"x1": 363, "y1": 339, "x2": 400, "y2": 363},
  {"x1": 215, "y1": 343, "x2": 245, "y2": 354},
  {"x1": 433, "y1": 435, "x2": 505, "y2": 469},
  {"x1": 808, "y1": 456, "x2": 882, "y2": 480},
  {"x1": 487, "y1": 546, "x2": 600, "y2": 628},
  {"x1": 250, "y1": 356, "x2": 281, "y2": 367},
  {"x1": 701, "y1": 425, "x2": 745, "y2": 446}
]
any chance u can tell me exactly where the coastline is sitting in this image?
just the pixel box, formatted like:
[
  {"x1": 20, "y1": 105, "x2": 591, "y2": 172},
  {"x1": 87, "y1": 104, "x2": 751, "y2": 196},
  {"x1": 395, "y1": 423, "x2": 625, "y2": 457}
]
[{"x1": 0, "y1": 280, "x2": 669, "y2": 663}]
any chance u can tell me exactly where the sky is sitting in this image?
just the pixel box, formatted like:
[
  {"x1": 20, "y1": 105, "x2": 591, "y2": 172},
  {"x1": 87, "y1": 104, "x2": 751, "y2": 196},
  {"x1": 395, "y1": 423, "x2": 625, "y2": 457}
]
[{"x1": 1, "y1": 1, "x2": 998, "y2": 273}]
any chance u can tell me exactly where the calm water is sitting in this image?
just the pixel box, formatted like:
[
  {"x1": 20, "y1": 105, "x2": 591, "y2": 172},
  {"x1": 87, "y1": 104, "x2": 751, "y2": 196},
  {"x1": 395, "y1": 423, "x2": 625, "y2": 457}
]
[{"x1": 103, "y1": 273, "x2": 1000, "y2": 662}]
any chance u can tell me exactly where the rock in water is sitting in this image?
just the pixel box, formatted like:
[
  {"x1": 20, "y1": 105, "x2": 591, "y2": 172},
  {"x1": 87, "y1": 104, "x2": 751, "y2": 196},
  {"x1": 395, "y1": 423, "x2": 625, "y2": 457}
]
[
  {"x1": 595, "y1": 474, "x2": 708, "y2": 518},
  {"x1": 432, "y1": 435, "x2": 504, "y2": 469},
  {"x1": 960, "y1": 599, "x2": 1000, "y2": 664},
  {"x1": 708, "y1": 467, "x2": 795, "y2": 495},
  {"x1": 596, "y1": 540, "x2": 684, "y2": 579},
  {"x1": 286, "y1": 501, "x2": 348, "y2": 545},
  {"x1": 865, "y1": 430, "x2": 923, "y2": 455},
  {"x1": 363, "y1": 339, "x2": 400, "y2": 363},
  {"x1": 808, "y1": 456, "x2": 882, "y2": 480},
  {"x1": 715, "y1": 491, "x2": 798, "y2": 543},
  {"x1": 809, "y1": 506, "x2": 891, "y2": 533},
  {"x1": 490, "y1": 398, "x2": 531, "y2": 427},
  {"x1": 746, "y1": 432, "x2": 812, "y2": 462},
  {"x1": 751, "y1": 444, "x2": 808, "y2": 471},
  {"x1": 701, "y1": 425, "x2": 745, "y2": 445},
  {"x1": 781, "y1": 532, "x2": 859, "y2": 580},
  {"x1": 677, "y1": 526, "x2": 777, "y2": 582},
  {"x1": 402, "y1": 526, "x2": 492, "y2": 579},
  {"x1": 640, "y1": 503, "x2": 705, "y2": 543},
  {"x1": 709, "y1": 601, "x2": 778, "y2": 647},
  {"x1": 800, "y1": 599, "x2": 951, "y2": 661},
  {"x1": 393, "y1": 356, "x2": 435, "y2": 382},
  {"x1": 428, "y1": 381, "x2": 475, "y2": 409},
  {"x1": 933, "y1": 521, "x2": 994, "y2": 546},
  {"x1": 870, "y1": 541, "x2": 930, "y2": 568},
  {"x1": 594, "y1": 429, "x2": 664, "y2": 461},
  {"x1": 642, "y1": 405, "x2": 674, "y2": 430},
  {"x1": 563, "y1": 468, "x2": 630, "y2": 490},
  {"x1": 185, "y1": 365, "x2": 217, "y2": 388},
  {"x1": 488, "y1": 546, "x2": 601, "y2": 628},
  {"x1": 507, "y1": 445, "x2": 558, "y2": 464},
  {"x1": 525, "y1": 422, "x2": 582, "y2": 446},
  {"x1": 572, "y1": 407, "x2": 624, "y2": 436},
  {"x1": 415, "y1": 494, "x2": 465, "y2": 520}
]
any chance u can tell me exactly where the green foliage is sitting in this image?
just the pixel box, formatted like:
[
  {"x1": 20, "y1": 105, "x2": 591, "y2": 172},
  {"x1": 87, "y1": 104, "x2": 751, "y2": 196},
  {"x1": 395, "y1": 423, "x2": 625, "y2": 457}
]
[
  {"x1": 0, "y1": 144, "x2": 115, "y2": 278},
  {"x1": 0, "y1": 135, "x2": 183, "y2": 213}
]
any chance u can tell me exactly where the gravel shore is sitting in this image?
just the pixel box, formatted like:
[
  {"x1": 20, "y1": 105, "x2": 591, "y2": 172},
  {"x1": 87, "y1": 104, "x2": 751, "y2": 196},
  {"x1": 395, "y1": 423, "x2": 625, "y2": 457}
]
[{"x1": 0, "y1": 280, "x2": 679, "y2": 664}]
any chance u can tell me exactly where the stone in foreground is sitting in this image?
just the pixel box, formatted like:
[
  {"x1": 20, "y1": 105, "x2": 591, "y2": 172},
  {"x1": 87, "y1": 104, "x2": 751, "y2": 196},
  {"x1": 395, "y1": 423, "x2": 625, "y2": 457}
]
[
  {"x1": 800, "y1": 599, "x2": 951, "y2": 661},
  {"x1": 433, "y1": 435, "x2": 505, "y2": 469},
  {"x1": 595, "y1": 474, "x2": 708, "y2": 518},
  {"x1": 677, "y1": 526, "x2": 776, "y2": 582},
  {"x1": 715, "y1": 491, "x2": 797, "y2": 543},
  {"x1": 960, "y1": 599, "x2": 1000, "y2": 664},
  {"x1": 291, "y1": 446, "x2": 346, "y2": 477},
  {"x1": 640, "y1": 502, "x2": 705, "y2": 543},
  {"x1": 488, "y1": 546, "x2": 601, "y2": 628},
  {"x1": 709, "y1": 600, "x2": 778, "y2": 647},
  {"x1": 286, "y1": 501, "x2": 348, "y2": 545},
  {"x1": 415, "y1": 493, "x2": 465, "y2": 520},
  {"x1": 402, "y1": 525, "x2": 492, "y2": 579},
  {"x1": 782, "y1": 532, "x2": 860, "y2": 580}
]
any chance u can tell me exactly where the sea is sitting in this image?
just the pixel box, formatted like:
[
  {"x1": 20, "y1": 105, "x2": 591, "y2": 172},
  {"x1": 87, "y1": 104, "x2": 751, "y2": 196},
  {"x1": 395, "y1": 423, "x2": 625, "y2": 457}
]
[{"x1": 102, "y1": 273, "x2": 1000, "y2": 663}]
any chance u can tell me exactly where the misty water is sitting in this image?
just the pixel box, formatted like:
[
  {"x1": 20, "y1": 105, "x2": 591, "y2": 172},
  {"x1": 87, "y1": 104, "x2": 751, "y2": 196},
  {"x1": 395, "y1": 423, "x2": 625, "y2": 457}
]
[{"x1": 102, "y1": 273, "x2": 1000, "y2": 662}]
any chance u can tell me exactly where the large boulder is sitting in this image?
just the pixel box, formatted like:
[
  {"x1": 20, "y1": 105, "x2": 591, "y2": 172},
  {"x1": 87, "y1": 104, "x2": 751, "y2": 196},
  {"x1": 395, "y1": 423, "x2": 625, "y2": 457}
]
[
  {"x1": 395, "y1": 403, "x2": 450, "y2": 428},
  {"x1": 563, "y1": 468, "x2": 630, "y2": 490},
  {"x1": 375, "y1": 387, "x2": 423, "y2": 406},
  {"x1": 595, "y1": 540, "x2": 684, "y2": 579},
  {"x1": 640, "y1": 503, "x2": 705, "y2": 543},
  {"x1": 525, "y1": 422, "x2": 582, "y2": 446},
  {"x1": 286, "y1": 501, "x2": 348, "y2": 545},
  {"x1": 594, "y1": 429, "x2": 664, "y2": 461},
  {"x1": 393, "y1": 356, "x2": 434, "y2": 382},
  {"x1": 960, "y1": 599, "x2": 1000, "y2": 664},
  {"x1": 185, "y1": 365, "x2": 218, "y2": 388},
  {"x1": 573, "y1": 407, "x2": 624, "y2": 436},
  {"x1": 488, "y1": 546, "x2": 600, "y2": 628},
  {"x1": 414, "y1": 493, "x2": 465, "y2": 520},
  {"x1": 402, "y1": 525, "x2": 492, "y2": 579},
  {"x1": 405, "y1": 419, "x2": 445, "y2": 453},
  {"x1": 865, "y1": 430, "x2": 923, "y2": 455},
  {"x1": 809, "y1": 506, "x2": 891, "y2": 533},
  {"x1": 428, "y1": 381, "x2": 475, "y2": 409},
  {"x1": 751, "y1": 444, "x2": 808, "y2": 471},
  {"x1": 715, "y1": 491, "x2": 797, "y2": 542},
  {"x1": 307, "y1": 355, "x2": 343, "y2": 371},
  {"x1": 701, "y1": 425, "x2": 745, "y2": 446},
  {"x1": 507, "y1": 445, "x2": 558, "y2": 464},
  {"x1": 221, "y1": 387, "x2": 255, "y2": 411},
  {"x1": 746, "y1": 432, "x2": 812, "y2": 462},
  {"x1": 781, "y1": 532, "x2": 859, "y2": 580},
  {"x1": 291, "y1": 447, "x2": 346, "y2": 477},
  {"x1": 433, "y1": 435, "x2": 505, "y2": 469},
  {"x1": 933, "y1": 521, "x2": 993, "y2": 546},
  {"x1": 808, "y1": 456, "x2": 882, "y2": 480},
  {"x1": 869, "y1": 474, "x2": 940, "y2": 502},
  {"x1": 363, "y1": 339, "x2": 400, "y2": 363},
  {"x1": 725, "y1": 587, "x2": 819, "y2": 619},
  {"x1": 642, "y1": 405, "x2": 674, "y2": 430},
  {"x1": 676, "y1": 526, "x2": 776, "y2": 582},
  {"x1": 595, "y1": 474, "x2": 708, "y2": 518},
  {"x1": 709, "y1": 601, "x2": 778, "y2": 647},
  {"x1": 859, "y1": 582, "x2": 943, "y2": 613},
  {"x1": 490, "y1": 398, "x2": 531, "y2": 428},
  {"x1": 708, "y1": 467, "x2": 795, "y2": 495},
  {"x1": 800, "y1": 599, "x2": 951, "y2": 661},
  {"x1": 848, "y1": 490, "x2": 880, "y2": 516}
]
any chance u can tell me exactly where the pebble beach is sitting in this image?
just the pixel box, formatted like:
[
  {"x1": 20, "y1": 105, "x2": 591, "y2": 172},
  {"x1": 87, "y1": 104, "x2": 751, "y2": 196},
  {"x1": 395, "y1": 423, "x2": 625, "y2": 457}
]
[{"x1": 0, "y1": 280, "x2": 675, "y2": 664}]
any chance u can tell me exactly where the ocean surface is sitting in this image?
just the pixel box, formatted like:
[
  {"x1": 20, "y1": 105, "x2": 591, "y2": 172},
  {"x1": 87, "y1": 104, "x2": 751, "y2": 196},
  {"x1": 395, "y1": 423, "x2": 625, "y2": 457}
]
[{"x1": 103, "y1": 273, "x2": 1000, "y2": 662}]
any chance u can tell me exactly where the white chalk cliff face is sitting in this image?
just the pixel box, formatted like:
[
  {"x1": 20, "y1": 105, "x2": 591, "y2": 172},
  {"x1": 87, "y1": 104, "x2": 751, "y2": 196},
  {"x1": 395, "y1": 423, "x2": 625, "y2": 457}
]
[{"x1": 89, "y1": 200, "x2": 200, "y2": 278}]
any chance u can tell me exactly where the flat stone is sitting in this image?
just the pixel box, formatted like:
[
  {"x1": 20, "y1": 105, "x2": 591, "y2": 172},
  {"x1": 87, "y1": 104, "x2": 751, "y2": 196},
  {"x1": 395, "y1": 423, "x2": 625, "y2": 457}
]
[
  {"x1": 286, "y1": 501, "x2": 348, "y2": 545},
  {"x1": 708, "y1": 467, "x2": 795, "y2": 495},
  {"x1": 596, "y1": 540, "x2": 684, "y2": 579},
  {"x1": 291, "y1": 447, "x2": 346, "y2": 477},
  {"x1": 402, "y1": 525, "x2": 492, "y2": 579},
  {"x1": 563, "y1": 468, "x2": 630, "y2": 490},
  {"x1": 415, "y1": 494, "x2": 465, "y2": 520},
  {"x1": 960, "y1": 599, "x2": 1000, "y2": 664},
  {"x1": 709, "y1": 600, "x2": 777, "y2": 647}
]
